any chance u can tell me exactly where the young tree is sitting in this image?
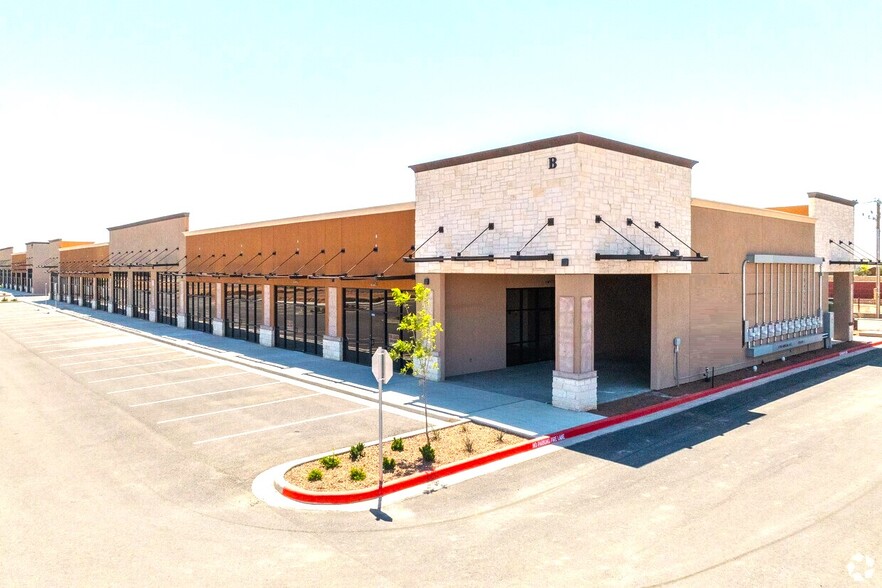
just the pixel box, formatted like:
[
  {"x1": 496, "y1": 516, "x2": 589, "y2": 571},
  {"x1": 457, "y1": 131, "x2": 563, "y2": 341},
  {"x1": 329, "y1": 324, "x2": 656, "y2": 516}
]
[{"x1": 389, "y1": 283, "x2": 443, "y2": 446}]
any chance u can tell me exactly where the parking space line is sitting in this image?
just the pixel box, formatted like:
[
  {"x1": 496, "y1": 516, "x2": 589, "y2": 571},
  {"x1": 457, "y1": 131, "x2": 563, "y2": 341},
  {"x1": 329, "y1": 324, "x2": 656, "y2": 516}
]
[
  {"x1": 74, "y1": 357, "x2": 195, "y2": 374},
  {"x1": 90, "y1": 363, "x2": 222, "y2": 383},
  {"x1": 42, "y1": 345, "x2": 155, "y2": 357},
  {"x1": 157, "y1": 393, "x2": 323, "y2": 424},
  {"x1": 60, "y1": 350, "x2": 178, "y2": 366},
  {"x1": 192, "y1": 407, "x2": 371, "y2": 445},
  {"x1": 129, "y1": 382, "x2": 278, "y2": 406},
  {"x1": 30, "y1": 337, "x2": 136, "y2": 350},
  {"x1": 107, "y1": 373, "x2": 243, "y2": 394}
]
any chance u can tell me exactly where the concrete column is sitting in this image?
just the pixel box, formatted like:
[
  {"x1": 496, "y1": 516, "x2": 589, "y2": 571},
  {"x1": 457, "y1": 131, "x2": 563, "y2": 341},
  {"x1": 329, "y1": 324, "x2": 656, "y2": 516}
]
[
  {"x1": 417, "y1": 274, "x2": 446, "y2": 381},
  {"x1": 259, "y1": 283, "x2": 274, "y2": 347},
  {"x1": 91, "y1": 277, "x2": 98, "y2": 310},
  {"x1": 552, "y1": 274, "x2": 597, "y2": 411},
  {"x1": 650, "y1": 274, "x2": 691, "y2": 390},
  {"x1": 148, "y1": 272, "x2": 157, "y2": 322},
  {"x1": 212, "y1": 282, "x2": 224, "y2": 336},
  {"x1": 176, "y1": 276, "x2": 187, "y2": 328},
  {"x1": 322, "y1": 286, "x2": 343, "y2": 360},
  {"x1": 125, "y1": 271, "x2": 134, "y2": 317},
  {"x1": 832, "y1": 271, "x2": 853, "y2": 341}
]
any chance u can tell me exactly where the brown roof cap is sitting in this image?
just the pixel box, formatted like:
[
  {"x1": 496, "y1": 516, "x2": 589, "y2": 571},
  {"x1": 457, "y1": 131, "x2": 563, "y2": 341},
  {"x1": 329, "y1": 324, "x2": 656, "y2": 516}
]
[
  {"x1": 409, "y1": 132, "x2": 698, "y2": 172},
  {"x1": 807, "y1": 192, "x2": 857, "y2": 207},
  {"x1": 108, "y1": 212, "x2": 189, "y2": 232}
]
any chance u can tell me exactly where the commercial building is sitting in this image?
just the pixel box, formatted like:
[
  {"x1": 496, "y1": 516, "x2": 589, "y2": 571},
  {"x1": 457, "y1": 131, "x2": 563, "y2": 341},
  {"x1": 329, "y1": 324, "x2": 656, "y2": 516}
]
[{"x1": 3, "y1": 132, "x2": 858, "y2": 412}]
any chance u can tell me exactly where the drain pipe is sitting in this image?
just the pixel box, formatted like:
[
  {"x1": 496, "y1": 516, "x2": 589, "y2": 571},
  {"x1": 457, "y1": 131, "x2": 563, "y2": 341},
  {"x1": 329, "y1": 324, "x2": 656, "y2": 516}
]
[{"x1": 673, "y1": 337, "x2": 681, "y2": 387}]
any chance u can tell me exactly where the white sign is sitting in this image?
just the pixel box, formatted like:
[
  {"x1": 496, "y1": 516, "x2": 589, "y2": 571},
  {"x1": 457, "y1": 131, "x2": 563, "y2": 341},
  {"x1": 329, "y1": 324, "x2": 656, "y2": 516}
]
[{"x1": 372, "y1": 347, "x2": 394, "y2": 385}]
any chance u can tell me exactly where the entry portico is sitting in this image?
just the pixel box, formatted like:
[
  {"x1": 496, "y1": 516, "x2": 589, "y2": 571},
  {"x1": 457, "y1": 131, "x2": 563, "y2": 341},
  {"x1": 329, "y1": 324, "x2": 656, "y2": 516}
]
[{"x1": 411, "y1": 132, "x2": 698, "y2": 410}]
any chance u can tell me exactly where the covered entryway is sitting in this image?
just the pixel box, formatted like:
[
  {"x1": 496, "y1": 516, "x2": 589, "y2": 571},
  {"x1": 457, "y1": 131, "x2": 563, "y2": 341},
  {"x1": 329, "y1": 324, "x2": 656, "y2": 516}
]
[{"x1": 594, "y1": 274, "x2": 652, "y2": 402}]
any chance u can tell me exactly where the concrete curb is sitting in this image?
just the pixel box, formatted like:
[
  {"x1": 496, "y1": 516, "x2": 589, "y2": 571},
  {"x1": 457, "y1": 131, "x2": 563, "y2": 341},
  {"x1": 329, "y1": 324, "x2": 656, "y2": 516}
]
[{"x1": 273, "y1": 339, "x2": 882, "y2": 505}]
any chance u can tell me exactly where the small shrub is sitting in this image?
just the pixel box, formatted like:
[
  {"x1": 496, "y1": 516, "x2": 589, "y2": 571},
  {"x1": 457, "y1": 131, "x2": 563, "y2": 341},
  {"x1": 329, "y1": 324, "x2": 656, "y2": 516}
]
[
  {"x1": 307, "y1": 469, "x2": 323, "y2": 482},
  {"x1": 349, "y1": 442, "x2": 365, "y2": 461},
  {"x1": 463, "y1": 435, "x2": 474, "y2": 453},
  {"x1": 391, "y1": 437, "x2": 404, "y2": 452},
  {"x1": 495, "y1": 430, "x2": 505, "y2": 443},
  {"x1": 420, "y1": 443, "x2": 436, "y2": 463},
  {"x1": 320, "y1": 454, "x2": 340, "y2": 470},
  {"x1": 383, "y1": 456, "x2": 396, "y2": 472},
  {"x1": 350, "y1": 467, "x2": 366, "y2": 481}
]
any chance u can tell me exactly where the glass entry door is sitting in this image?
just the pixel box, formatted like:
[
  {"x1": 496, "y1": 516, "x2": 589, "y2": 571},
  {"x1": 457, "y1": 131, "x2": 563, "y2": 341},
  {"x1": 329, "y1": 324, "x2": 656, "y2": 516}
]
[{"x1": 506, "y1": 287, "x2": 554, "y2": 367}]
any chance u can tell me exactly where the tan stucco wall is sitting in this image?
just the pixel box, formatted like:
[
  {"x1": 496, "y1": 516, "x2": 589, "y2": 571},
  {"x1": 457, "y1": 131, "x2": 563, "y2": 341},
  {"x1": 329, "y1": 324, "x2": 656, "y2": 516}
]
[
  {"x1": 651, "y1": 274, "x2": 691, "y2": 389},
  {"x1": 444, "y1": 273, "x2": 553, "y2": 377},
  {"x1": 679, "y1": 202, "x2": 821, "y2": 384},
  {"x1": 554, "y1": 274, "x2": 594, "y2": 373},
  {"x1": 109, "y1": 214, "x2": 188, "y2": 268}
]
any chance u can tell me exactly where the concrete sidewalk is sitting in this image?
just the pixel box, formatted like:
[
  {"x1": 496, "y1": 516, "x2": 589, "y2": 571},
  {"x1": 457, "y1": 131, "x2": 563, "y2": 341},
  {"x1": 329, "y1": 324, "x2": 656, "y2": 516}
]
[
  {"x1": 22, "y1": 296, "x2": 604, "y2": 436},
  {"x1": 15, "y1": 294, "x2": 875, "y2": 440}
]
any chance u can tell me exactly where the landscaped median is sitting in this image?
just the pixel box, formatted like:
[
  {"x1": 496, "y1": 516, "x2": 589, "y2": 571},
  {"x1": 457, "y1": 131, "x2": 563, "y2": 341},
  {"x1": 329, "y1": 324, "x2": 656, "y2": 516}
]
[{"x1": 274, "y1": 339, "x2": 882, "y2": 506}]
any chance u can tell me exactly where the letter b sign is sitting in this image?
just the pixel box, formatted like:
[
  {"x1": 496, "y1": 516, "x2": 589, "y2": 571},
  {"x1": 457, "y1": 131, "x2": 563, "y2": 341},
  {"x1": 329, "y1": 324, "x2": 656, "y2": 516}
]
[{"x1": 548, "y1": 157, "x2": 557, "y2": 169}]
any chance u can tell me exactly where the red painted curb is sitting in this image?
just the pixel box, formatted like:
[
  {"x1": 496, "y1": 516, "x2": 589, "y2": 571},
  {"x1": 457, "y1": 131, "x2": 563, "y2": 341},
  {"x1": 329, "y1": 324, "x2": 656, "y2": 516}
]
[
  {"x1": 277, "y1": 340, "x2": 882, "y2": 505},
  {"x1": 277, "y1": 435, "x2": 546, "y2": 504}
]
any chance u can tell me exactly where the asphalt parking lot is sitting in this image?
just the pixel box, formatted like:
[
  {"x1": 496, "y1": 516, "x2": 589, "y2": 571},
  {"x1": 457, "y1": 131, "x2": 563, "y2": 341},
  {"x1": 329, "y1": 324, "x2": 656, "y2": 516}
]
[{"x1": 0, "y1": 302, "x2": 435, "y2": 479}]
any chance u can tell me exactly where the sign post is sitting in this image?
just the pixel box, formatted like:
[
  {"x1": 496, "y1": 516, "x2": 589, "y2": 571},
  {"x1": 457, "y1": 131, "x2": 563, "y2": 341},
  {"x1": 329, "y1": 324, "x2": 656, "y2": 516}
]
[{"x1": 371, "y1": 347, "x2": 394, "y2": 505}]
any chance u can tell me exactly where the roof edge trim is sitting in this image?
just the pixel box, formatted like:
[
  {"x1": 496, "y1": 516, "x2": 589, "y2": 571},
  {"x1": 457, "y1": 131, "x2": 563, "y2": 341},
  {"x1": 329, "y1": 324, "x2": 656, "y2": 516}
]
[{"x1": 409, "y1": 132, "x2": 698, "y2": 172}]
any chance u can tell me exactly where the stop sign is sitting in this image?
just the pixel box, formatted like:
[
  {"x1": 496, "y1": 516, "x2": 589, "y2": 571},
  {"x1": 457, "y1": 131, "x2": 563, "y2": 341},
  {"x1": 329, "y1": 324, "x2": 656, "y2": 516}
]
[{"x1": 372, "y1": 347, "x2": 394, "y2": 384}]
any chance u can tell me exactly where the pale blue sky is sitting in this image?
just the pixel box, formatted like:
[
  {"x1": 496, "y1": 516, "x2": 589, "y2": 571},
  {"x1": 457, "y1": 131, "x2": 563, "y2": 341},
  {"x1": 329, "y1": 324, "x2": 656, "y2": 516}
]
[{"x1": 1, "y1": 1, "x2": 881, "y2": 250}]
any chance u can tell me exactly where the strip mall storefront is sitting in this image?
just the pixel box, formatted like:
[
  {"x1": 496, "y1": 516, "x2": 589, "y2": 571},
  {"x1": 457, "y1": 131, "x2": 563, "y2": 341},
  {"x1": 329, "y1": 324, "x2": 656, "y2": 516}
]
[{"x1": 23, "y1": 132, "x2": 857, "y2": 412}]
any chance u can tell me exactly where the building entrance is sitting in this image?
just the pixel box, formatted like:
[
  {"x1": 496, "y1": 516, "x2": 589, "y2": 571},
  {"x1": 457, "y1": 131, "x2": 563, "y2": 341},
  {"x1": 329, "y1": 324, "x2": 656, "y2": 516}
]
[
  {"x1": 594, "y1": 274, "x2": 651, "y2": 401},
  {"x1": 343, "y1": 288, "x2": 412, "y2": 369},
  {"x1": 505, "y1": 287, "x2": 554, "y2": 367}
]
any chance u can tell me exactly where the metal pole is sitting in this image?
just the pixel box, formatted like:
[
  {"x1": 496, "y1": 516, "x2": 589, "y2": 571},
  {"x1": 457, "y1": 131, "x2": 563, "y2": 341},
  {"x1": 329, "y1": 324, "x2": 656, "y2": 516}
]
[
  {"x1": 876, "y1": 198, "x2": 882, "y2": 318},
  {"x1": 377, "y1": 353, "x2": 385, "y2": 505}
]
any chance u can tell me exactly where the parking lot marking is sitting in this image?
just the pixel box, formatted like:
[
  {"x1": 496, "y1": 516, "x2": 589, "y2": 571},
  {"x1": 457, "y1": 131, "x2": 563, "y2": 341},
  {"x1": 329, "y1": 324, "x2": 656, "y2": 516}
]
[
  {"x1": 107, "y1": 373, "x2": 243, "y2": 395},
  {"x1": 129, "y1": 382, "x2": 278, "y2": 406},
  {"x1": 192, "y1": 407, "x2": 371, "y2": 445},
  {"x1": 156, "y1": 393, "x2": 323, "y2": 424},
  {"x1": 90, "y1": 363, "x2": 223, "y2": 383},
  {"x1": 41, "y1": 344, "x2": 155, "y2": 357},
  {"x1": 74, "y1": 357, "x2": 196, "y2": 374},
  {"x1": 59, "y1": 350, "x2": 178, "y2": 366}
]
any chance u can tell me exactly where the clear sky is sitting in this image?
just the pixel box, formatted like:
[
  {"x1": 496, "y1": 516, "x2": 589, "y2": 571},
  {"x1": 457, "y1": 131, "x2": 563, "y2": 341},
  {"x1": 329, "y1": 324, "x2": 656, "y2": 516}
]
[{"x1": 1, "y1": 1, "x2": 881, "y2": 251}]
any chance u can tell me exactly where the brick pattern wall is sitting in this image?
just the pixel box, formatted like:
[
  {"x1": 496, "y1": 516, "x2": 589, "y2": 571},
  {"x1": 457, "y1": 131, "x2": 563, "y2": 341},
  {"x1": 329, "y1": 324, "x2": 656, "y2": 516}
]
[
  {"x1": 414, "y1": 142, "x2": 692, "y2": 275},
  {"x1": 809, "y1": 196, "x2": 855, "y2": 272}
]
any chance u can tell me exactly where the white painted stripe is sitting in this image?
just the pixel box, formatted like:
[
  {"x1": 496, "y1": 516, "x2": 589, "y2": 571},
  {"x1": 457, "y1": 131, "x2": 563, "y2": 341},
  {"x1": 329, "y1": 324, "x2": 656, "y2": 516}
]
[
  {"x1": 129, "y1": 382, "x2": 278, "y2": 406},
  {"x1": 60, "y1": 350, "x2": 178, "y2": 366},
  {"x1": 157, "y1": 393, "x2": 322, "y2": 424},
  {"x1": 193, "y1": 407, "x2": 370, "y2": 445},
  {"x1": 107, "y1": 373, "x2": 242, "y2": 395},
  {"x1": 75, "y1": 357, "x2": 195, "y2": 374},
  {"x1": 42, "y1": 344, "x2": 155, "y2": 357},
  {"x1": 90, "y1": 363, "x2": 222, "y2": 383},
  {"x1": 30, "y1": 337, "x2": 134, "y2": 350}
]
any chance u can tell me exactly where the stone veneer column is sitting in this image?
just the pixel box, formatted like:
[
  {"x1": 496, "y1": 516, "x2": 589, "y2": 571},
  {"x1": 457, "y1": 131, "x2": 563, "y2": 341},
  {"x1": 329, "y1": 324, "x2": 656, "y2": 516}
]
[
  {"x1": 418, "y1": 273, "x2": 446, "y2": 381},
  {"x1": 832, "y1": 271, "x2": 853, "y2": 341},
  {"x1": 148, "y1": 273, "x2": 157, "y2": 322},
  {"x1": 212, "y1": 282, "x2": 224, "y2": 336},
  {"x1": 125, "y1": 271, "x2": 134, "y2": 318},
  {"x1": 259, "y1": 283, "x2": 274, "y2": 347},
  {"x1": 322, "y1": 286, "x2": 343, "y2": 360},
  {"x1": 552, "y1": 275, "x2": 597, "y2": 411},
  {"x1": 176, "y1": 277, "x2": 187, "y2": 328}
]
